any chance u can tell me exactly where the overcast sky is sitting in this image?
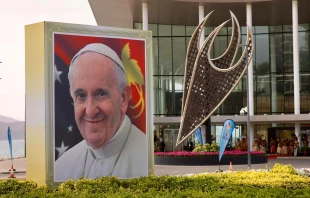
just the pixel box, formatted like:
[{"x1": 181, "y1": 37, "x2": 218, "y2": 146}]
[{"x1": 0, "y1": 0, "x2": 96, "y2": 121}]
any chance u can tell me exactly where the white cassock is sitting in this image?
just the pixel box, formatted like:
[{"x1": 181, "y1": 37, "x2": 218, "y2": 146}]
[{"x1": 54, "y1": 115, "x2": 148, "y2": 182}]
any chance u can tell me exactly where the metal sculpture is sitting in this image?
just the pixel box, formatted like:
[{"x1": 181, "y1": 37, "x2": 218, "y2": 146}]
[{"x1": 177, "y1": 11, "x2": 254, "y2": 147}]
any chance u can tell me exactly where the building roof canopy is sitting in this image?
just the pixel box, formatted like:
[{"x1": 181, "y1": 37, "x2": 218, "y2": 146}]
[{"x1": 89, "y1": 0, "x2": 310, "y2": 28}]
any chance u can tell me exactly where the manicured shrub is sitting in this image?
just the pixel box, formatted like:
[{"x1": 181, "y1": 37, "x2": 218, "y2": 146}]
[
  {"x1": 0, "y1": 179, "x2": 38, "y2": 195},
  {"x1": 0, "y1": 164, "x2": 310, "y2": 197},
  {"x1": 193, "y1": 143, "x2": 220, "y2": 152},
  {"x1": 272, "y1": 163, "x2": 298, "y2": 175}
]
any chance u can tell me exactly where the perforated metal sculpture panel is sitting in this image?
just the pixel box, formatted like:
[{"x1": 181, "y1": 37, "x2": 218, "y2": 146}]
[{"x1": 177, "y1": 11, "x2": 254, "y2": 147}]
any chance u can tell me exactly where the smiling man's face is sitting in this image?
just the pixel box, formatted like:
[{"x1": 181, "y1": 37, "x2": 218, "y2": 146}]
[{"x1": 70, "y1": 52, "x2": 130, "y2": 149}]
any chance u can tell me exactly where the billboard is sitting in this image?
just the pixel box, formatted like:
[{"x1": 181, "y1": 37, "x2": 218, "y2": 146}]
[{"x1": 25, "y1": 22, "x2": 153, "y2": 187}]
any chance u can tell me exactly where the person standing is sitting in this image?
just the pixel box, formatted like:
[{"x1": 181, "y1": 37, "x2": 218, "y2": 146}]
[
  {"x1": 294, "y1": 137, "x2": 299, "y2": 157},
  {"x1": 188, "y1": 138, "x2": 194, "y2": 151},
  {"x1": 270, "y1": 138, "x2": 276, "y2": 155},
  {"x1": 159, "y1": 138, "x2": 165, "y2": 152}
]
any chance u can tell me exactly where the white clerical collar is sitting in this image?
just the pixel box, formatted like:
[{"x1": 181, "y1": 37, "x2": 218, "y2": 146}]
[{"x1": 88, "y1": 115, "x2": 131, "y2": 159}]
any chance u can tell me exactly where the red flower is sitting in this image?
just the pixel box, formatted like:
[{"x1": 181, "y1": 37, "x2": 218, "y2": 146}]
[{"x1": 154, "y1": 151, "x2": 264, "y2": 157}]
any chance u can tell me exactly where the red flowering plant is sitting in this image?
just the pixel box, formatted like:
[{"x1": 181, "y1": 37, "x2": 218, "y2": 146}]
[{"x1": 154, "y1": 150, "x2": 264, "y2": 157}]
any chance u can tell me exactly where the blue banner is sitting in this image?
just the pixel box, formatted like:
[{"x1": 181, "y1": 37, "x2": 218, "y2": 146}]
[
  {"x1": 219, "y1": 119, "x2": 235, "y2": 162},
  {"x1": 7, "y1": 126, "x2": 13, "y2": 160},
  {"x1": 194, "y1": 127, "x2": 203, "y2": 145}
]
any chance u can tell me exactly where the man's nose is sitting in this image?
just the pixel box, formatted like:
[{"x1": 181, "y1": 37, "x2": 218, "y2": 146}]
[{"x1": 85, "y1": 98, "x2": 99, "y2": 118}]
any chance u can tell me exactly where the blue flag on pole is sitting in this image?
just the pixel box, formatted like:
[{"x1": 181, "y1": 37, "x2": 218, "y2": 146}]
[
  {"x1": 194, "y1": 127, "x2": 203, "y2": 145},
  {"x1": 7, "y1": 126, "x2": 13, "y2": 161},
  {"x1": 219, "y1": 119, "x2": 235, "y2": 162}
]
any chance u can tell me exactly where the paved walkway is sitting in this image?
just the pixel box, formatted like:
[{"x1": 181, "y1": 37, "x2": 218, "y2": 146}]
[
  {"x1": 0, "y1": 157, "x2": 309, "y2": 180},
  {"x1": 155, "y1": 157, "x2": 310, "y2": 176},
  {"x1": 0, "y1": 158, "x2": 26, "y2": 173}
]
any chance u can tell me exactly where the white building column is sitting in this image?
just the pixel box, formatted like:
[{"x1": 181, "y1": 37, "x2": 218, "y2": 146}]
[
  {"x1": 246, "y1": 3, "x2": 254, "y2": 150},
  {"x1": 292, "y1": 0, "x2": 301, "y2": 144},
  {"x1": 142, "y1": 2, "x2": 148, "y2": 30},
  {"x1": 199, "y1": 4, "x2": 205, "y2": 49}
]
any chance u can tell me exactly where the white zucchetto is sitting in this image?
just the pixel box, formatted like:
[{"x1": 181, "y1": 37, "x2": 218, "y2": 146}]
[{"x1": 70, "y1": 43, "x2": 126, "y2": 74}]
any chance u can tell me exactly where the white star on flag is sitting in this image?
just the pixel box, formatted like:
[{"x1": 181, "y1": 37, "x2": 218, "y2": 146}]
[
  {"x1": 56, "y1": 141, "x2": 69, "y2": 158},
  {"x1": 68, "y1": 125, "x2": 73, "y2": 132},
  {"x1": 54, "y1": 64, "x2": 63, "y2": 84}
]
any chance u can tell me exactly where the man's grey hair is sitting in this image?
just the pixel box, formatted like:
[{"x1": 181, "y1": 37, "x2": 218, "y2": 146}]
[{"x1": 67, "y1": 43, "x2": 128, "y2": 90}]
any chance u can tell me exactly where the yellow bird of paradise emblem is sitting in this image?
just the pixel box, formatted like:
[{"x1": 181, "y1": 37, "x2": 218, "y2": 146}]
[{"x1": 121, "y1": 42, "x2": 145, "y2": 118}]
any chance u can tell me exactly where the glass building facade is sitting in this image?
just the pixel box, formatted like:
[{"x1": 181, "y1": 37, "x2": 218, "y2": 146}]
[{"x1": 134, "y1": 22, "x2": 310, "y2": 148}]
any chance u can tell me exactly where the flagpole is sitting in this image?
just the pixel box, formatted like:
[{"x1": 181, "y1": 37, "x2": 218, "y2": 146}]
[
  {"x1": 8, "y1": 127, "x2": 14, "y2": 167},
  {"x1": 8, "y1": 126, "x2": 16, "y2": 178}
]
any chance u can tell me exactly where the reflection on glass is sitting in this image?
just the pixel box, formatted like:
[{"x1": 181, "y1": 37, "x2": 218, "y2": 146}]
[
  {"x1": 283, "y1": 33, "x2": 293, "y2": 72},
  {"x1": 149, "y1": 24, "x2": 158, "y2": 36},
  {"x1": 172, "y1": 25, "x2": 185, "y2": 36},
  {"x1": 218, "y1": 26, "x2": 227, "y2": 36},
  {"x1": 151, "y1": 23, "x2": 310, "y2": 116},
  {"x1": 186, "y1": 26, "x2": 195, "y2": 36},
  {"x1": 228, "y1": 27, "x2": 232, "y2": 36},
  {"x1": 173, "y1": 37, "x2": 186, "y2": 75},
  {"x1": 299, "y1": 32, "x2": 310, "y2": 72},
  {"x1": 300, "y1": 73, "x2": 310, "y2": 113},
  {"x1": 255, "y1": 34, "x2": 269, "y2": 74},
  {"x1": 276, "y1": 75, "x2": 284, "y2": 113},
  {"x1": 159, "y1": 38, "x2": 172, "y2": 75},
  {"x1": 241, "y1": 26, "x2": 247, "y2": 35},
  {"x1": 159, "y1": 25, "x2": 171, "y2": 36},
  {"x1": 283, "y1": 25, "x2": 292, "y2": 32},
  {"x1": 174, "y1": 77, "x2": 184, "y2": 115},
  {"x1": 284, "y1": 74, "x2": 294, "y2": 113},
  {"x1": 212, "y1": 36, "x2": 227, "y2": 58},
  {"x1": 205, "y1": 27, "x2": 214, "y2": 35},
  {"x1": 255, "y1": 26, "x2": 268, "y2": 34},
  {"x1": 134, "y1": 23, "x2": 142, "y2": 30},
  {"x1": 153, "y1": 38, "x2": 159, "y2": 75},
  {"x1": 153, "y1": 76, "x2": 184, "y2": 116},
  {"x1": 270, "y1": 34, "x2": 283, "y2": 73},
  {"x1": 256, "y1": 74, "x2": 271, "y2": 114},
  {"x1": 270, "y1": 26, "x2": 282, "y2": 33},
  {"x1": 153, "y1": 76, "x2": 168, "y2": 115},
  {"x1": 298, "y1": 24, "x2": 310, "y2": 31}
]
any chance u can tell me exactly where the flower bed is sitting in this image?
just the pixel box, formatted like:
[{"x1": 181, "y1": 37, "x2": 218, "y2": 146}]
[
  {"x1": 154, "y1": 151, "x2": 267, "y2": 166},
  {"x1": 155, "y1": 151, "x2": 264, "y2": 157}
]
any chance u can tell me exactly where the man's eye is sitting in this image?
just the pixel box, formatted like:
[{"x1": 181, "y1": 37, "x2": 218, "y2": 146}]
[
  {"x1": 76, "y1": 93, "x2": 87, "y2": 102},
  {"x1": 98, "y1": 92, "x2": 106, "y2": 97},
  {"x1": 96, "y1": 91, "x2": 109, "y2": 100}
]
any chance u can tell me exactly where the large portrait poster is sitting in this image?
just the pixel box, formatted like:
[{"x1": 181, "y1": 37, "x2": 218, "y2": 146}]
[{"x1": 53, "y1": 33, "x2": 148, "y2": 182}]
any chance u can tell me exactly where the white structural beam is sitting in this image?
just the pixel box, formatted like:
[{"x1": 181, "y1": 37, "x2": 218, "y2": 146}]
[
  {"x1": 198, "y1": 4, "x2": 207, "y2": 145},
  {"x1": 292, "y1": 0, "x2": 301, "y2": 144},
  {"x1": 142, "y1": 2, "x2": 148, "y2": 30},
  {"x1": 199, "y1": 4, "x2": 205, "y2": 49},
  {"x1": 246, "y1": 4, "x2": 254, "y2": 117},
  {"x1": 246, "y1": 3, "x2": 254, "y2": 151}
]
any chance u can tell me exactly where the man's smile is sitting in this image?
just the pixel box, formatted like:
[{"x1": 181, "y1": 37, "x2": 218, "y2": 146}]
[{"x1": 84, "y1": 118, "x2": 105, "y2": 124}]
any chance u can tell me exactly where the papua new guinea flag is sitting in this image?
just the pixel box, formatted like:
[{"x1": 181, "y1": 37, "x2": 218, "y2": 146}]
[{"x1": 219, "y1": 119, "x2": 236, "y2": 162}]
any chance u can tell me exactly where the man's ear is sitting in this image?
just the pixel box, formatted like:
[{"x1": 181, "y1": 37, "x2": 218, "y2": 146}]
[{"x1": 121, "y1": 85, "x2": 132, "y2": 114}]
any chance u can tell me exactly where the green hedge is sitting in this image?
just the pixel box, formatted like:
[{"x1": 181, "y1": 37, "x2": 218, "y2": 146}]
[
  {"x1": 1, "y1": 164, "x2": 310, "y2": 198},
  {"x1": 193, "y1": 143, "x2": 220, "y2": 152}
]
